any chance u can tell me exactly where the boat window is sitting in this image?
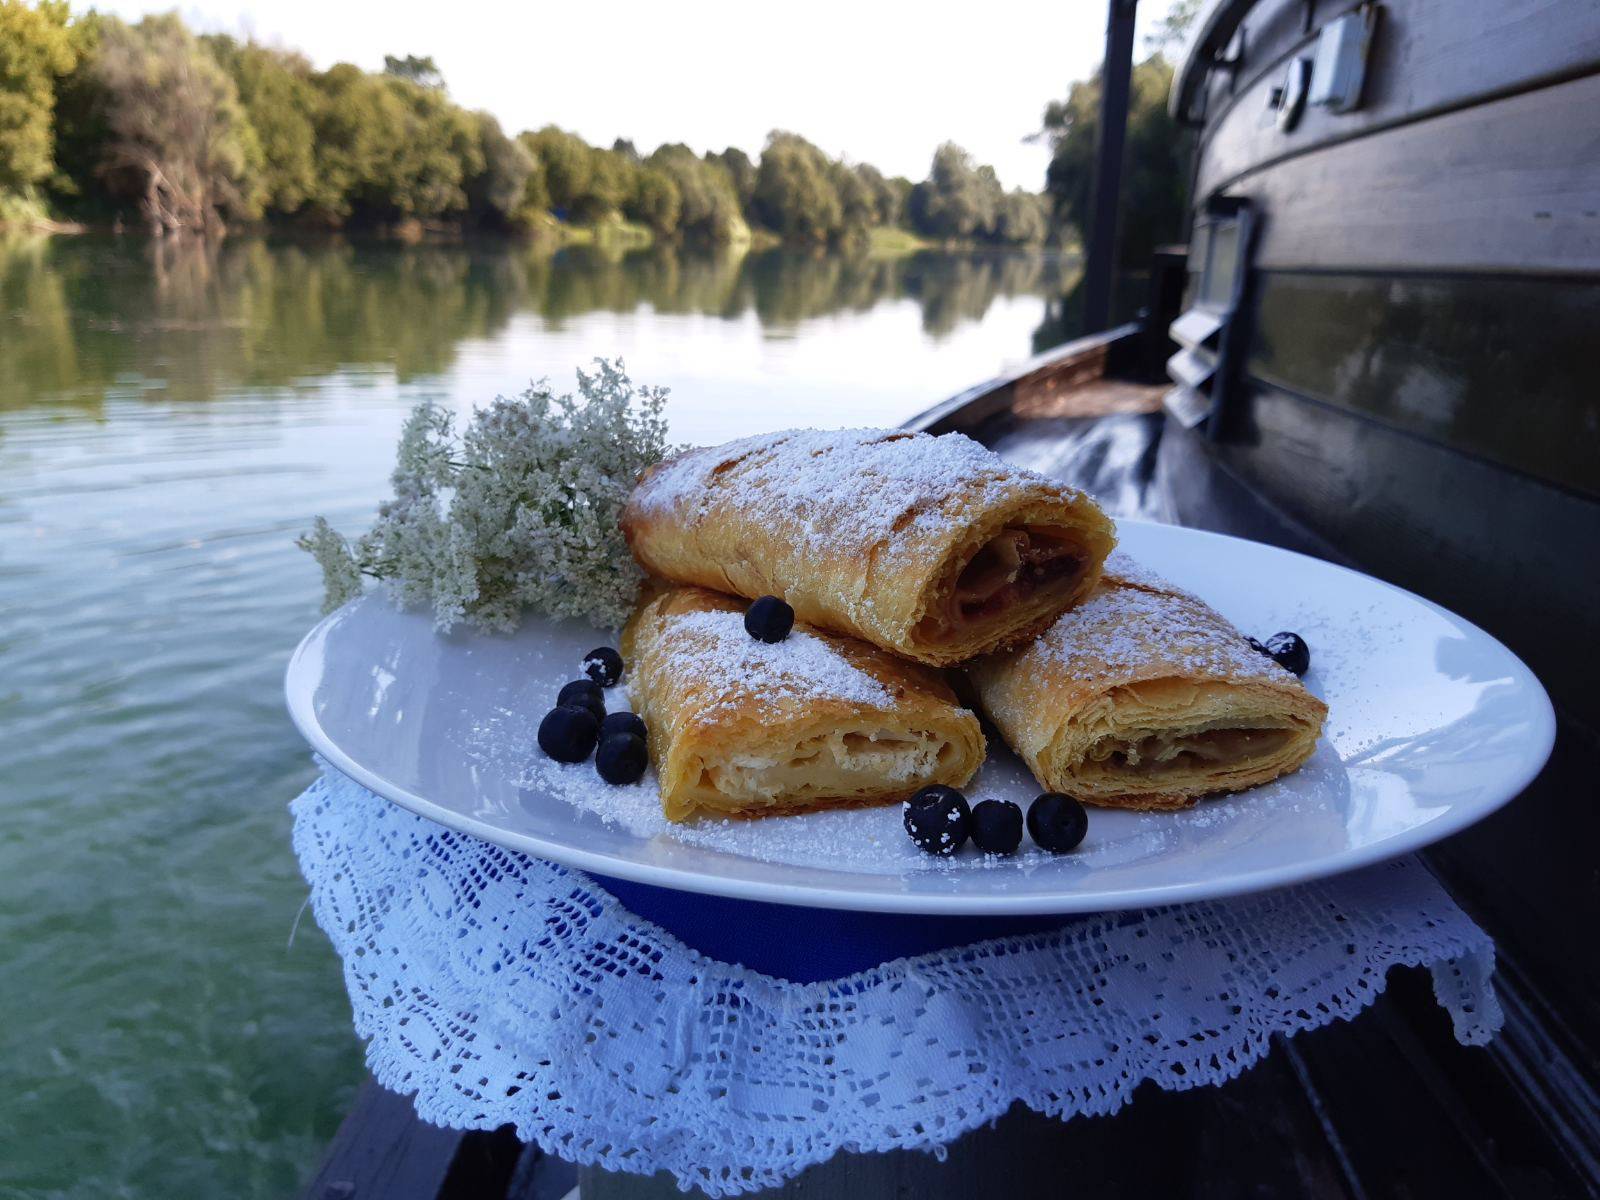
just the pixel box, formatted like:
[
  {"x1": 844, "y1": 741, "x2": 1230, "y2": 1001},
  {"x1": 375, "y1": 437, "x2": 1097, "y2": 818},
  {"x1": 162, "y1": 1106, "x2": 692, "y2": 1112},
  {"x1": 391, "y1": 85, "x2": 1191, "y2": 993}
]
[
  {"x1": 1203, "y1": 221, "x2": 1241, "y2": 308},
  {"x1": 1184, "y1": 220, "x2": 1211, "y2": 310}
]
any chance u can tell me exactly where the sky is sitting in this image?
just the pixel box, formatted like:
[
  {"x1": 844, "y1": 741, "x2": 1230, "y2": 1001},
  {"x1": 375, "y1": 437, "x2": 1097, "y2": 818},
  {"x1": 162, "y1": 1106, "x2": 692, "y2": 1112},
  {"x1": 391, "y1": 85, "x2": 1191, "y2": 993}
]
[{"x1": 95, "y1": 0, "x2": 1184, "y2": 193}]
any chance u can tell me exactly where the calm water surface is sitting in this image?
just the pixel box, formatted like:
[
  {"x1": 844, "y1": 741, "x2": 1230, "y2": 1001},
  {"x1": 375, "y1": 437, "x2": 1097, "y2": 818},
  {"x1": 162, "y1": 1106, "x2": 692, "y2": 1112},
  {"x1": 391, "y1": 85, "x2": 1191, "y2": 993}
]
[{"x1": 0, "y1": 234, "x2": 1076, "y2": 1199}]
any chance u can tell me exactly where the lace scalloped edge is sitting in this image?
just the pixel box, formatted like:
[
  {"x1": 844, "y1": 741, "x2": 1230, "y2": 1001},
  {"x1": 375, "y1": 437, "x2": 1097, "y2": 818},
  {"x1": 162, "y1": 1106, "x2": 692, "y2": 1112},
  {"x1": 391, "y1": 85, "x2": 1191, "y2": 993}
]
[{"x1": 292, "y1": 766, "x2": 1501, "y2": 1197}]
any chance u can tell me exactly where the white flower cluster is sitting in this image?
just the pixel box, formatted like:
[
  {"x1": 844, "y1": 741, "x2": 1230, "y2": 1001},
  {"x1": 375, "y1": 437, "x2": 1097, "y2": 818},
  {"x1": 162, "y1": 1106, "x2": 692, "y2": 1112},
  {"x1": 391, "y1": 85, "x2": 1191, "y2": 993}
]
[{"x1": 299, "y1": 359, "x2": 672, "y2": 632}]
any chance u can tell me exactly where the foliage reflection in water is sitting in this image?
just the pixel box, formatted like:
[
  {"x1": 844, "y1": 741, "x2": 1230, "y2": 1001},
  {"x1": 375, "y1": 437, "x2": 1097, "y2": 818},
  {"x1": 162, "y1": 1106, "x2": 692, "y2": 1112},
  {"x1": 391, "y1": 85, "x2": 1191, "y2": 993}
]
[{"x1": 0, "y1": 234, "x2": 1080, "y2": 413}]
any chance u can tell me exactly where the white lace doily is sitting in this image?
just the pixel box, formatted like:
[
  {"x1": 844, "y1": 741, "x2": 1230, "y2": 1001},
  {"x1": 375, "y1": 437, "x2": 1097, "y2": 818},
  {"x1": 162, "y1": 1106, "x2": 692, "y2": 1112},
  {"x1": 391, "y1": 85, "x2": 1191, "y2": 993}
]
[{"x1": 292, "y1": 766, "x2": 1501, "y2": 1197}]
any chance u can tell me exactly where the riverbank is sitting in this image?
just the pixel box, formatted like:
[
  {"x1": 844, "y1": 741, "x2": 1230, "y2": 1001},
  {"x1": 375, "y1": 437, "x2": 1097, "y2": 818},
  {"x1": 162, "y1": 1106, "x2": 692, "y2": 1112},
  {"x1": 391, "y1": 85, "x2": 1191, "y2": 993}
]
[{"x1": 0, "y1": 207, "x2": 1061, "y2": 262}]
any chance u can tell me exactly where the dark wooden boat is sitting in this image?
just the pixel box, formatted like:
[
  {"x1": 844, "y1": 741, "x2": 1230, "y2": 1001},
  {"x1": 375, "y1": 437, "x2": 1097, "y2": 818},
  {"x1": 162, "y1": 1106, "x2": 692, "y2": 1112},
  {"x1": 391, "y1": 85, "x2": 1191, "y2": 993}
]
[{"x1": 298, "y1": 2, "x2": 1600, "y2": 1195}]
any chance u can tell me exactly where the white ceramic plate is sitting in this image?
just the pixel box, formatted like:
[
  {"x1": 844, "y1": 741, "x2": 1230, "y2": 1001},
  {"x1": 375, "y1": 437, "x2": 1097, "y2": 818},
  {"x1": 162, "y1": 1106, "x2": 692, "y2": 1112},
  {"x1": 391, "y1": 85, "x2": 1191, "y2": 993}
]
[{"x1": 285, "y1": 519, "x2": 1554, "y2": 915}]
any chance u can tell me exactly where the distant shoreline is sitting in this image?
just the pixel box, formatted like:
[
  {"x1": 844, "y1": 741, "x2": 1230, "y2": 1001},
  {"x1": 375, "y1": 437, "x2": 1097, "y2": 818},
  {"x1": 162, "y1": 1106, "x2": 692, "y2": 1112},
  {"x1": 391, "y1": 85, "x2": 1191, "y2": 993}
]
[{"x1": 0, "y1": 213, "x2": 1074, "y2": 260}]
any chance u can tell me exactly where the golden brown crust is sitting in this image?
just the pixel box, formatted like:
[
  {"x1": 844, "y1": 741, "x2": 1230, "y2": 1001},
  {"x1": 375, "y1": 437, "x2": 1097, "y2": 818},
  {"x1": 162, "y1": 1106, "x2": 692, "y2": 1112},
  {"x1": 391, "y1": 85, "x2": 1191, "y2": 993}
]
[
  {"x1": 621, "y1": 428, "x2": 1114, "y2": 666},
  {"x1": 622, "y1": 586, "x2": 985, "y2": 822},
  {"x1": 967, "y1": 558, "x2": 1326, "y2": 809}
]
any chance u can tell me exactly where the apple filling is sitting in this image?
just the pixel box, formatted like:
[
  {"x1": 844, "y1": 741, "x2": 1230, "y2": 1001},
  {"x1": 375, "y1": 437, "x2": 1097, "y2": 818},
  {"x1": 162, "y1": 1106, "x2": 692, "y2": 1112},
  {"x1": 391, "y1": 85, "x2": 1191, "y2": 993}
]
[
  {"x1": 1086, "y1": 725, "x2": 1295, "y2": 776},
  {"x1": 947, "y1": 527, "x2": 1084, "y2": 626}
]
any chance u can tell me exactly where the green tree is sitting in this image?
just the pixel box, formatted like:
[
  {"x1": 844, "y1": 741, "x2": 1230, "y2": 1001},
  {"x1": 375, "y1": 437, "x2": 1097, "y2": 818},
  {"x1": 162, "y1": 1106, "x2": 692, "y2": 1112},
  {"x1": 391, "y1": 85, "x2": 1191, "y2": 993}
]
[
  {"x1": 0, "y1": 0, "x2": 79, "y2": 201},
  {"x1": 908, "y1": 143, "x2": 1003, "y2": 241},
  {"x1": 623, "y1": 163, "x2": 680, "y2": 237},
  {"x1": 517, "y1": 148, "x2": 549, "y2": 220},
  {"x1": 40, "y1": 8, "x2": 105, "y2": 216},
  {"x1": 648, "y1": 142, "x2": 743, "y2": 242},
  {"x1": 89, "y1": 14, "x2": 259, "y2": 232},
  {"x1": 995, "y1": 188, "x2": 1048, "y2": 245},
  {"x1": 307, "y1": 62, "x2": 405, "y2": 220},
  {"x1": 465, "y1": 111, "x2": 533, "y2": 228},
  {"x1": 853, "y1": 162, "x2": 900, "y2": 227},
  {"x1": 579, "y1": 141, "x2": 630, "y2": 222},
  {"x1": 205, "y1": 36, "x2": 320, "y2": 215},
  {"x1": 886, "y1": 175, "x2": 913, "y2": 228},
  {"x1": 707, "y1": 146, "x2": 755, "y2": 209},
  {"x1": 522, "y1": 126, "x2": 598, "y2": 219},
  {"x1": 830, "y1": 160, "x2": 877, "y2": 243},
  {"x1": 1038, "y1": 53, "x2": 1189, "y2": 266},
  {"x1": 751, "y1": 131, "x2": 842, "y2": 245},
  {"x1": 382, "y1": 75, "x2": 482, "y2": 218},
  {"x1": 303, "y1": 65, "x2": 481, "y2": 223}
]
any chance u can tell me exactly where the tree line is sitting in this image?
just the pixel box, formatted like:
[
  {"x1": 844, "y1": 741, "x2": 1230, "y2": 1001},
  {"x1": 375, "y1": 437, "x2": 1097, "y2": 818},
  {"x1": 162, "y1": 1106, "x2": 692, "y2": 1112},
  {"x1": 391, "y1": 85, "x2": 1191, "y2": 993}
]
[
  {"x1": 0, "y1": 3, "x2": 1050, "y2": 247},
  {"x1": 0, "y1": 235, "x2": 1079, "y2": 411}
]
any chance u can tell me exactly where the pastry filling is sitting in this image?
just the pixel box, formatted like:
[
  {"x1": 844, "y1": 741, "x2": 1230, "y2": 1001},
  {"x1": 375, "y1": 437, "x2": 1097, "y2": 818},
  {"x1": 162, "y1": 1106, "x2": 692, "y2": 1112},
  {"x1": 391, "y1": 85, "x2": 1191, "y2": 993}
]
[
  {"x1": 1086, "y1": 725, "x2": 1295, "y2": 776},
  {"x1": 923, "y1": 527, "x2": 1084, "y2": 639},
  {"x1": 695, "y1": 728, "x2": 955, "y2": 803}
]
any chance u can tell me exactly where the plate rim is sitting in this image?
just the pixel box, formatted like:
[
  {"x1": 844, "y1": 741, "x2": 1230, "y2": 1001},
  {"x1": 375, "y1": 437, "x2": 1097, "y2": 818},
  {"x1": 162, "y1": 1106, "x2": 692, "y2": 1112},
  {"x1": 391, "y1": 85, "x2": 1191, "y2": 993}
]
[{"x1": 284, "y1": 518, "x2": 1556, "y2": 915}]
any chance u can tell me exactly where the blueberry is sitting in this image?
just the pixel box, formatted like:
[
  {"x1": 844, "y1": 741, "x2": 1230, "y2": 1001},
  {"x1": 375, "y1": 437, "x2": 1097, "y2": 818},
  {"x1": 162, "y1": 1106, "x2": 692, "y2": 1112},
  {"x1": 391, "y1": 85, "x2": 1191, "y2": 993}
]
[
  {"x1": 903, "y1": 785, "x2": 970, "y2": 856},
  {"x1": 583, "y1": 646, "x2": 624, "y2": 687},
  {"x1": 1246, "y1": 636, "x2": 1270, "y2": 657},
  {"x1": 556, "y1": 679, "x2": 605, "y2": 722},
  {"x1": 1027, "y1": 792, "x2": 1088, "y2": 854},
  {"x1": 970, "y1": 799, "x2": 1024, "y2": 855},
  {"x1": 1265, "y1": 631, "x2": 1310, "y2": 676},
  {"x1": 744, "y1": 595, "x2": 795, "y2": 643},
  {"x1": 595, "y1": 731, "x2": 649, "y2": 785},
  {"x1": 538, "y1": 705, "x2": 599, "y2": 763},
  {"x1": 600, "y1": 711, "x2": 647, "y2": 741}
]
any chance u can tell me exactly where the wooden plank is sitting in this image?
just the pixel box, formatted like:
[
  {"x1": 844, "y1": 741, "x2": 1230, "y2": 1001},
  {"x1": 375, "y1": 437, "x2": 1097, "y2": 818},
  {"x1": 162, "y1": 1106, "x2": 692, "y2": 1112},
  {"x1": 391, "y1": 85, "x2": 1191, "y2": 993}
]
[
  {"x1": 980, "y1": 409, "x2": 1168, "y2": 520},
  {"x1": 576, "y1": 1046, "x2": 1356, "y2": 1198},
  {"x1": 908, "y1": 323, "x2": 1140, "y2": 435},
  {"x1": 1486, "y1": 955, "x2": 1600, "y2": 1189},
  {"x1": 1423, "y1": 723, "x2": 1600, "y2": 1071},
  {"x1": 505, "y1": 1139, "x2": 579, "y2": 1200},
  {"x1": 298, "y1": 1080, "x2": 469, "y2": 1200},
  {"x1": 1013, "y1": 369, "x2": 1165, "y2": 419},
  {"x1": 437, "y1": 1125, "x2": 533, "y2": 1200},
  {"x1": 1283, "y1": 979, "x2": 1581, "y2": 1199},
  {"x1": 1233, "y1": 71, "x2": 1600, "y2": 272},
  {"x1": 1193, "y1": 0, "x2": 1600, "y2": 201}
]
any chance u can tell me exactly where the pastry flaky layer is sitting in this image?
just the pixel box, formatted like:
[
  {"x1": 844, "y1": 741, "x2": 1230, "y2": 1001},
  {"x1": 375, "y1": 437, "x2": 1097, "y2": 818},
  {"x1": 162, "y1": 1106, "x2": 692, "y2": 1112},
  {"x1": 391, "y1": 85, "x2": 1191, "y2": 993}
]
[
  {"x1": 620, "y1": 428, "x2": 1116, "y2": 667},
  {"x1": 621, "y1": 585, "x2": 985, "y2": 822},
  {"x1": 967, "y1": 554, "x2": 1327, "y2": 810}
]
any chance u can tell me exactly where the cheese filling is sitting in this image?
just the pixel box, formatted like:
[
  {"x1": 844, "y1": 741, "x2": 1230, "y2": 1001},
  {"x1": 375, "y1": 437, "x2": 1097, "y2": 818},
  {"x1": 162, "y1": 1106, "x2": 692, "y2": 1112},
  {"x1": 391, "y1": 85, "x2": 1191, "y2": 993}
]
[{"x1": 696, "y1": 728, "x2": 953, "y2": 802}]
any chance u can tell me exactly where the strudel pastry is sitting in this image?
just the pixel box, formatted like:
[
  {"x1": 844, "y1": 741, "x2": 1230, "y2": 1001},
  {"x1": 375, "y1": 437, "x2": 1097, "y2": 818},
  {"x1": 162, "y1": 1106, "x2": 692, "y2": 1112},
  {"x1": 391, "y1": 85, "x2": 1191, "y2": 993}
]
[
  {"x1": 621, "y1": 428, "x2": 1115, "y2": 667},
  {"x1": 967, "y1": 554, "x2": 1326, "y2": 810},
  {"x1": 621, "y1": 585, "x2": 985, "y2": 822}
]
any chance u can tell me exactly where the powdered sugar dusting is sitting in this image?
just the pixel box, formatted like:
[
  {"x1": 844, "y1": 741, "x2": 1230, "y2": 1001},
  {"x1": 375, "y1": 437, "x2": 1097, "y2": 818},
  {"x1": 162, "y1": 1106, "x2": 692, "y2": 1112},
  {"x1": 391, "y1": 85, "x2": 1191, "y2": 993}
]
[
  {"x1": 633, "y1": 427, "x2": 1081, "y2": 565},
  {"x1": 1104, "y1": 548, "x2": 1175, "y2": 593},
  {"x1": 1031, "y1": 578, "x2": 1295, "y2": 686},
  {"x1": 653, "y1": 608, "x2": 894, "y2": 715}
]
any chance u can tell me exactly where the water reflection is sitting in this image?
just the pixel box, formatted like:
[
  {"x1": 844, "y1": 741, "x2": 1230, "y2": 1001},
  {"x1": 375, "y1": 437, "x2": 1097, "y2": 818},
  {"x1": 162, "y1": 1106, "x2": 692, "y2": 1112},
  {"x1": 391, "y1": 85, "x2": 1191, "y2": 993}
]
[{"x1": 0, "y1": 234, "x2": 1079, "y2": 412}]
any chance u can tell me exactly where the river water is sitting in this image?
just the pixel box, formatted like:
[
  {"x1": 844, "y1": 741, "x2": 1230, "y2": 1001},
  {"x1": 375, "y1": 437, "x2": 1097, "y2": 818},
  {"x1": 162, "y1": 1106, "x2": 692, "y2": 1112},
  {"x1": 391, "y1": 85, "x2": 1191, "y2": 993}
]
[{"x1": 0, "y1": 233, "x2": 1078, "y2": 1198}]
